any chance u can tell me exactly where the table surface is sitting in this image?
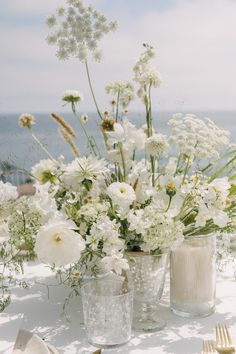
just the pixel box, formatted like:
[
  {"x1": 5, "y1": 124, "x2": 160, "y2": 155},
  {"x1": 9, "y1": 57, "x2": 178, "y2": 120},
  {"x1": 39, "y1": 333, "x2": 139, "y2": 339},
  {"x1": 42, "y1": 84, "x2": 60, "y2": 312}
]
[{"x1": 1, "y1": 261, "x2": 236, "y2": 354}]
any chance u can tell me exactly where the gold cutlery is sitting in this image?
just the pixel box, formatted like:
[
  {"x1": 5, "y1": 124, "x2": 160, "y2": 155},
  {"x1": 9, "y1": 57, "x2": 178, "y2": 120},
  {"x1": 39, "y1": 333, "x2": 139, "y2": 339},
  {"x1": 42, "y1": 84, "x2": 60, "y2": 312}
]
[
  {"x1": 203, "y1": 340, "x2": 216, "y2": 353},
  {"x1": 215, "y1": 324, "x2": 235, "y2": 354}
]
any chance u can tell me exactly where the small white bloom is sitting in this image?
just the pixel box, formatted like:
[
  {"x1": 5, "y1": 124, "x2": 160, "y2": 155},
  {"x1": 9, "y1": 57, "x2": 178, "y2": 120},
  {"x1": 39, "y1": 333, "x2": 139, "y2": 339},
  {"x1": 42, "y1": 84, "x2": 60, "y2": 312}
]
[
  {"x1": 35, "y1": 217, "x2": 85, "y2": 267},
  {"x1": 145, "y1": 133, "x2": 169, "y2": 156},
  {"x1": 62, "y1": 90, "x2": 84, "y2": 103},
  {"x1": 101, "y1": 252, "x2": 129, "y2": 275},
  {"x1": 81, "y1": 114, "x2": 89, "y2": 123}
]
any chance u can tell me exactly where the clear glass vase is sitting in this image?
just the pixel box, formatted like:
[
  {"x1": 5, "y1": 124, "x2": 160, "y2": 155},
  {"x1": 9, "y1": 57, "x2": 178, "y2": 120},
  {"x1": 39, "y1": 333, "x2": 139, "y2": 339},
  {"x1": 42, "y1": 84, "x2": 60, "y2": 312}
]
[
  {"x1": 128, "y1": 252, "x2": 168, "y2": 332},
  {"x1": 170, "y1": 234, "x2": 216, "y2": 318},
  {"x1": 81, "y1": 278, "x2": 133, "y2": 348}
]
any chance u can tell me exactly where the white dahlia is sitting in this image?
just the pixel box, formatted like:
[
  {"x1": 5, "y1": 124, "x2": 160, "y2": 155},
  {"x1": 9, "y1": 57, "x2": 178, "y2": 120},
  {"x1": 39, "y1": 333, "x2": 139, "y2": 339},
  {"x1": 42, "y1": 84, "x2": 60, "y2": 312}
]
[
  {"x1": 31, "y1": 159, "x2": 58, "y2": 184},
  {"x1": 35, "y1": 218, "x2": 85, "y2": 267},
  {"x1": 61, "y1": 156, "x2": 109, "y2": 190}
]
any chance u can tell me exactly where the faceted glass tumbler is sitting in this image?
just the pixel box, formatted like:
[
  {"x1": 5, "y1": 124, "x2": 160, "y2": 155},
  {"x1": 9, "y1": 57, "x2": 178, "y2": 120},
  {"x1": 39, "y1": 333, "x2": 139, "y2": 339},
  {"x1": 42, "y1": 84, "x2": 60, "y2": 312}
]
[
  {"x1": 81, "y1": 279, "x2": 133, "y2": 348},
  {"x1": 128, "y1": 252, "x2": 168, "y2": 332},
  {"x1": 170, "y1": 234, "x2": 216, "y2": 318}
]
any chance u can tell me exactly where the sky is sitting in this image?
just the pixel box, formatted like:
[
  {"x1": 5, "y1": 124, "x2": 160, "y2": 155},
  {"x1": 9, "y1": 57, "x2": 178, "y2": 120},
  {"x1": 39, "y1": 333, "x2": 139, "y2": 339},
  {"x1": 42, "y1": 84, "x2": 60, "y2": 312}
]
[{"x1": 1, "y1": 0, "x2": 236, "y2": 114}]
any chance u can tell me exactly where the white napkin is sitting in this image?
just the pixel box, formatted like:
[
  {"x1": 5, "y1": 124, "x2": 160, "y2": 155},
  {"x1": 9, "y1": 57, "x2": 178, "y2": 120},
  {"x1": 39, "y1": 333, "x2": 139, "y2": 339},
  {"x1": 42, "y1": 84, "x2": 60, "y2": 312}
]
[{"x1": 12, "y1": 330, "x2": 58, "y2": 354}]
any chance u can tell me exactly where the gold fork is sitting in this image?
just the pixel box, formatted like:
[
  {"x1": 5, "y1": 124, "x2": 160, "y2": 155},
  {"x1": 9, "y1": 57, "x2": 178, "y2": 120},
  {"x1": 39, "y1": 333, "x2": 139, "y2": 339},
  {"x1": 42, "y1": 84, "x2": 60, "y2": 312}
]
[
  {"x1": 203, "y1": 340, "x2": 216, "y2": 353},
  {"x1": 215, "y1": 324, "x2": 235, "y2": 353}
]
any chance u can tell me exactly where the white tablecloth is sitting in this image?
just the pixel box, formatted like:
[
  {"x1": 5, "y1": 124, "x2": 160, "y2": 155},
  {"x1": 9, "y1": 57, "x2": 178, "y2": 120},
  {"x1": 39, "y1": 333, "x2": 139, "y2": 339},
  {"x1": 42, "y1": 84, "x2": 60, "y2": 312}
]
[{"x1": 1, "y1": 261, "x2": 236, "y2": 354}]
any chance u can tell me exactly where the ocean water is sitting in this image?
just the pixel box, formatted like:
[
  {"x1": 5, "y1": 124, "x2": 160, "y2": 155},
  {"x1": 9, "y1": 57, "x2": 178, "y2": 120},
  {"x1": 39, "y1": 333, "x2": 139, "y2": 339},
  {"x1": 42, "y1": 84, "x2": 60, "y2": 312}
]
[{"x1": 0, "y1": 111, "x2": 235, "y2": 182}]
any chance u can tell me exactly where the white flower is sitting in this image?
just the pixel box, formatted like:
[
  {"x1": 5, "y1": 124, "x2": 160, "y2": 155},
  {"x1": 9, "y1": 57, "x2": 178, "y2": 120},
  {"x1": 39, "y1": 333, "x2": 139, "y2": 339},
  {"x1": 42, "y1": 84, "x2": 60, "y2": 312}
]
[
  {"x1": 107, "y1": 119, "x2": 146, "y2": 152},
  {"x1": 35, "y1": 217, "x2": 85, "y2": 267},
  {"x1": 195, "y1": 177, "x2": 231, "y2": 228},
  {"x1": 31, "y1": 159, "x2": 58, "y2": 184},
  {"x1": 81, "y1": 114, "x2": 88, "y2": 123},
  {"x1": 46, "y1": 1, "x2": 117, "y2": 62},
  {"x1": 168, "y1": 114, "x2": 230, "y2": 159},
  {"x1": 141, "y1": 206, "x2": 184, "y2": 252},
  {"x1": 128, "y1": 160, "x2": 153, "y2": 204},
  {"x1": 29, "y1": 182, "x2": 58, "y2": 223},
  {"x1": 145, "y1": 133, "x2": 169, "y2": 156},
  {"x1": 62, "y1": 90, "x2": 83, "y2": 103},
  {"x1": 105, "y1": 81, "x2": 134, "y2": 107},
  {"x1": 88, "y1": 215, "x2": 124, "y2": 255},
  {"x1": 107, "y1": 182, "x2": 136, "y2": 212},
  {"x1": 101, "y1": 252, "x2": 129, "y2": 275},
  {"x1": 18, "y1": 113, "x2": 35, "y2": 129},
  {"x1": 61, "y1": 156, "x2": 109, "y2": 191},
  {"x1": 0, "y1": 181, "x2": 18, "y2": 203},
  {"x1": 165, "y1": 157, "x2": 178, "y2": 175}
]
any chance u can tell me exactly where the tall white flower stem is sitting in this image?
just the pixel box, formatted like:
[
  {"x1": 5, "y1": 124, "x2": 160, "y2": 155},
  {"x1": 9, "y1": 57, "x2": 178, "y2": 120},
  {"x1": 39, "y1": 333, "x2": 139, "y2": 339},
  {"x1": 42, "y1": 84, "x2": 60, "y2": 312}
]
[
  {"x1": 118, "y1": 142, "x2": 127, "y2": 182},
  {"x1": 71, "y1": 103, "x2": 100, "y2": 157},
  {"x1": 85, "y1": 60, "x2": 103, "y2": 121},
  {"x1": 115, "y1": 89, "x2": 120, "y2": 122}
]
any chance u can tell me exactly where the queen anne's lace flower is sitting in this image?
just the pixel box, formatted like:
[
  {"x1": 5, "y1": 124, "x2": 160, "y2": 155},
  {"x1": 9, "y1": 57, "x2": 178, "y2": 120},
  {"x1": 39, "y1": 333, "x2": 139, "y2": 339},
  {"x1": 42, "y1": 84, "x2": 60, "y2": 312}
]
[
  {"x1": 35, "y1": 217, "x2": 85, "y2": 267},
  {"x1": 105, "y1": 81, "x2": 134, "y2": 107},
  {"x1": 168, "y1": 113, "x2": 230, "y2": 160},
  {"x1": 46, "y1": 0, "x2": 117, "y2": 61}
]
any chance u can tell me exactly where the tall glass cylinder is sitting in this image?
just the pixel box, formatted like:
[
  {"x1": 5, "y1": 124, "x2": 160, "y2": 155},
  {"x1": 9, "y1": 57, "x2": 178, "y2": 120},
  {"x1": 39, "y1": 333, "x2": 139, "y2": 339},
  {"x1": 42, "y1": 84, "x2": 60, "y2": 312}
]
[
  {"x1": 128, "y1": 252, "x2": 168, "y2": 331},
  {"x1": 170, "y1": 234, "x2": 216, "y2": 318}
]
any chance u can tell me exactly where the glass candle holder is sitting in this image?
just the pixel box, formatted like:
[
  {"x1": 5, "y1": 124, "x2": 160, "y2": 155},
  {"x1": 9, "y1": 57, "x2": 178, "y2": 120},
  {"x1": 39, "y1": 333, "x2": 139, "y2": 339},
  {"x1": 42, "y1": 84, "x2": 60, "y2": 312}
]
[
  {"x1": 128, "y1": 252, "x2": 168, "y2": 332},
  {"x1": 81, "y1": 278, "x2": 133, "y2": 348},
  {"x1": 170, "y1": 234, "x2": 216, "y2": 318}
]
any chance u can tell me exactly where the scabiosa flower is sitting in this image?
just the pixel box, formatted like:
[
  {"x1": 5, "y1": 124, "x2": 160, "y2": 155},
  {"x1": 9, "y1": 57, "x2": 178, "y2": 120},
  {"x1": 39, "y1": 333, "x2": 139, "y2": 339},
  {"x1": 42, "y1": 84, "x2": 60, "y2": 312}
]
[
  {"x1": 101, "y1": 117, "x2": 115, "y2": 132},
  {"x1": 62, "y1": 90, "x2": 83, "y2": 104},
  {"x1": 145, "y1": 133, "x2": 169, "y2": 156},
  {"x1": 18, "y1": 113, "x2": 36, "y2": 129},
  {"x1": 46, "y1": 0, "x2": 117, "y2": 62},
  {"x1": 81, "y1": 114, "x2": 89, "y2": 123},
  {"x1": 35, "y1": 217, "x2": 85, "y2": 267}
]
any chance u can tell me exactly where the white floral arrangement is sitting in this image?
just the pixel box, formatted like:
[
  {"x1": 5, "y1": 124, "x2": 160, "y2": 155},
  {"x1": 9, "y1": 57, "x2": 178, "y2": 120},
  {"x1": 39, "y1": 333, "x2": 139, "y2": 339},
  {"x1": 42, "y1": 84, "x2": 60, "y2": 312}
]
[{"x1": 0, "y1": 0, "x2": 236, "y2": 310}]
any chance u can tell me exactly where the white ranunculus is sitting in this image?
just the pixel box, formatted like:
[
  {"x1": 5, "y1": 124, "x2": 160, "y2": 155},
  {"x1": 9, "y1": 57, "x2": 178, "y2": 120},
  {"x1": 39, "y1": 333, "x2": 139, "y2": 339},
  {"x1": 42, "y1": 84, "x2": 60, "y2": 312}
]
[
  {"x1": 107, "y1": 182, "x2": 136, "y2": 211},
  {"x1": 0, "y1": 181, "x2": 18, "y2": 203},
  {"x1": 35, "y1": 218, "x2": 85, "y2": 267}
]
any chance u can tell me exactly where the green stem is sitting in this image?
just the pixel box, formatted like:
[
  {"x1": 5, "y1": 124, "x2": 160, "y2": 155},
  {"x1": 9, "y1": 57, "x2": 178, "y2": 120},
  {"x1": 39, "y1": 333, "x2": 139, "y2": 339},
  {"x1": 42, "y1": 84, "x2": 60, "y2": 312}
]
[
  {"x1": 72, "y1": 103, "x2": 100, "y2": 157},
  {"x1": 209, "y1": 154, "x2": 236, "y2": 183},
  {"x1": 182, "y1": 156, "x2": 191, "y2": 184},
  {"x1": 118, "y1": 142, "x2": 126, "y2": 181},
  {"x1": 85, "y1": 60, "x2": 103, "y2": 121},
  {"x1": 31, "y1": 132, "x2": 57, "y2": 163},
  {"x1": 115, "y1": 89, "x2": 120, "y2": 122}
]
